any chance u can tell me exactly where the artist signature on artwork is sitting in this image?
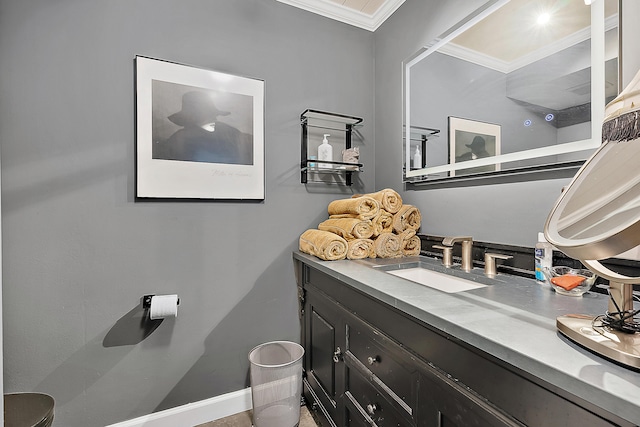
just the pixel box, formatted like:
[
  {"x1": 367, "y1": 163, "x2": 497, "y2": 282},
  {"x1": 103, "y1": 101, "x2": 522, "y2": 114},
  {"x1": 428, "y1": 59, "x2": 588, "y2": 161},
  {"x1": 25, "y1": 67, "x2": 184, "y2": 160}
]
[{"x1": 211, "y1": 169, "x2": 250, "y2": 177}]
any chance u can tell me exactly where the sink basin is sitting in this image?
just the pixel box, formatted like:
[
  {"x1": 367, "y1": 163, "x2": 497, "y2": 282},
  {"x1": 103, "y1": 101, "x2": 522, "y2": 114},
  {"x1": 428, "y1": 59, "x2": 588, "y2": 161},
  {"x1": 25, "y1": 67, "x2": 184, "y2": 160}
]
[{"x1": 374, "y1": 261, "x2": 487, "y2": 293}]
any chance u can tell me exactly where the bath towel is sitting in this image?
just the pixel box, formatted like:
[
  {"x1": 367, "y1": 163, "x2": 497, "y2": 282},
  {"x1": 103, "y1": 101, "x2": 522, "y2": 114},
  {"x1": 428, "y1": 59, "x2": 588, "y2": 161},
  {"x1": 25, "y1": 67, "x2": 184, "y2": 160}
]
[
  {"x1": 299, "y1": 229, "x2": 348, "y2": 261},
  {"x1": 400, "y1": 230, "x2": 421, "y2": 256},
  {"x1": 371, "y1": 209, "x2": 394, "y2": 237},
  {"x1": 373, "y1": 232, "x2": 402, "y2": 258},
  {"x1": 318, "y1": 218, "x2": 374, "y2": 240},
  {"x1": 346, "y1": 239, "x2": 375, "y2": 260},
  {"x1": 328, "y1": 196, "x2": 379, "y2": 220},
  {"x1": 393, "y1": 205, "x2": 421, "y2": 233},
  {"x1": 355, "y1": 188, "x2": 403, "y2": 214}
]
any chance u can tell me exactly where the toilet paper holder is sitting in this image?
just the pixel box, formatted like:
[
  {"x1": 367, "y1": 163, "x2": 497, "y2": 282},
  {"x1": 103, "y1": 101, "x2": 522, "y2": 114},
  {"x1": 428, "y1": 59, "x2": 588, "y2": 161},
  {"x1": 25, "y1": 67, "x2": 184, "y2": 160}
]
[{"x1": 142, "y1": 294, "x2": 180, "y2": 309}]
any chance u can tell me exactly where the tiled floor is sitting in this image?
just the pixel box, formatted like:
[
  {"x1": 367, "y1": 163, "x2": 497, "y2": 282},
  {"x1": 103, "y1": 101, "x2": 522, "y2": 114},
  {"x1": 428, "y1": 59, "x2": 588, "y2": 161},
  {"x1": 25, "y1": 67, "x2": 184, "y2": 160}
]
[{"x1": 197, "y1": 405, "x2": 318, "y2": 427}]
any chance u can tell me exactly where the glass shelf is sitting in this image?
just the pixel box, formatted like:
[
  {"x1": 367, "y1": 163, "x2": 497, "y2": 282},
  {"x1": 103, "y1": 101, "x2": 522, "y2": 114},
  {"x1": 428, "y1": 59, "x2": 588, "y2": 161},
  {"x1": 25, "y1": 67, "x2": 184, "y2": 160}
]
[
  {"x1": 403, "y1": 125, "x2": 441, "y2": 171},
  {"x1": 301, "y1": 109, "x2": 363, "y2": 128},
  {"x1": 302, "y1": 160, "x2": 363, "y2": 172},
  {"x1": 300, "y1": 109, "x2": 363, "y2": 186}
]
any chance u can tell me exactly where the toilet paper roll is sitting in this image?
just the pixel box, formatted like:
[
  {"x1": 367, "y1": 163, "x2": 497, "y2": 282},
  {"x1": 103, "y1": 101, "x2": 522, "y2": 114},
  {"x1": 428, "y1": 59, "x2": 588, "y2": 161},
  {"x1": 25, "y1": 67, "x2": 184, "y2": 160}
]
[{"x1": 149, "y1": 294, "x2": 179, "y2": 320}]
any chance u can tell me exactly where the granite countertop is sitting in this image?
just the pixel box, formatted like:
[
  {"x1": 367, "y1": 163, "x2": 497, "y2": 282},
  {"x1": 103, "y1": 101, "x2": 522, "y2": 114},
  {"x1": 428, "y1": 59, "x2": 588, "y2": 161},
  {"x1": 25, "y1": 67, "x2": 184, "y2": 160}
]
[{"x1": 293, "y1": 251, "x2": 640, "y2": 425}]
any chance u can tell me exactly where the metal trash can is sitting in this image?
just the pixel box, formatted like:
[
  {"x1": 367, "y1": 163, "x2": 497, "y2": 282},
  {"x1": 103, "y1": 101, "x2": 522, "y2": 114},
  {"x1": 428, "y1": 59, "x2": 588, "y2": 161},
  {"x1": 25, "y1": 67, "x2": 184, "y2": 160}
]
[
  {"x1": 249, "y1": 341, "x2": 305, "y2": 427},
  {"x1": 4, "y1": 393, "x2": 54, "y2": 427}
]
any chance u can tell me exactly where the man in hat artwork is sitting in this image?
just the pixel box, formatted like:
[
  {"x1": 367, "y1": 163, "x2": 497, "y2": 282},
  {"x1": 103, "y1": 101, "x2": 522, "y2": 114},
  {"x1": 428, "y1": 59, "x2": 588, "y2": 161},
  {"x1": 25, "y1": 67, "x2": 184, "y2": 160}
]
[
  {"x1": 456, "y1": 135, "x2": 491, "y2": 162},
  {"x1": 153, "y1": 91, "x2": 253, "y2": 165}
]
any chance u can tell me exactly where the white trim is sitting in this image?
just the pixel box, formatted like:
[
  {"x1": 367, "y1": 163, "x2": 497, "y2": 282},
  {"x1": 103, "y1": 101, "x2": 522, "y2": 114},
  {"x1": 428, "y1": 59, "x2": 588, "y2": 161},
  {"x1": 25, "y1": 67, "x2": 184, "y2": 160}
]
[
  {"x1": 436, "y1": 12, "x2": 619, "y2": 74},
  {"x1": 439, "y1": 26, "x2": 591, "y2": 74},
  {"x1": 276, "y1": 0, "x2": 405, "y2": 31},
  {"x1": 369, "y1": 0, "x2": 406, "y2": 30},
  {"x1": 105, "y1": 388, "x2": 252, "y2": 427},
  {"x1": 404, "y1": 0, "x2": 508, "y2": 69}
]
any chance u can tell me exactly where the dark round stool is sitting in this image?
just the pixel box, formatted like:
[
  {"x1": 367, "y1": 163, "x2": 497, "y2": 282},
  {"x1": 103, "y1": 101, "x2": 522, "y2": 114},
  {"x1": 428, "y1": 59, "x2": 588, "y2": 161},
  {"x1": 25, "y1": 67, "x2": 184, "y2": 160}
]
[{"x1": 4, "y1": 393, "x2": 54, "y2": 427}]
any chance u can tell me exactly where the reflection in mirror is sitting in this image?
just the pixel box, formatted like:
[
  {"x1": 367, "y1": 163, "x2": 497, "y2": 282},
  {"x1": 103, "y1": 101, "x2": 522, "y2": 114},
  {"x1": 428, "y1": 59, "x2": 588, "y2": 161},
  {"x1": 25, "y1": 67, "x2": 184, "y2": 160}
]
[{"x1": 403, "y1": 0, "x2": 619, "y2": 184}]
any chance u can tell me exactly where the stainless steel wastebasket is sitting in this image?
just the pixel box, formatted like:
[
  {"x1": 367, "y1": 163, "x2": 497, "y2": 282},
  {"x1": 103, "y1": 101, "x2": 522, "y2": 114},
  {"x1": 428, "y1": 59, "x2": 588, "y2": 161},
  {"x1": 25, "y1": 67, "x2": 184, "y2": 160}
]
[
  {"x1": 248, "y1": 341, "x2": 304, "y2": 427},
  {"x1": 4, "y1": 393, "x2": 54, "y2": 427}
]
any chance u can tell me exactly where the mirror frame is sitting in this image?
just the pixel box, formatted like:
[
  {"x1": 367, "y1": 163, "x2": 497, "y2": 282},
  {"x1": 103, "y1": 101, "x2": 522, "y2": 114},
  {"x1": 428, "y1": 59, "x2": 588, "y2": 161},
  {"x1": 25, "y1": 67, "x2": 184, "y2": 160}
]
[{"x1": 403, "y1": 0, "x2": 615, "y2": 186}]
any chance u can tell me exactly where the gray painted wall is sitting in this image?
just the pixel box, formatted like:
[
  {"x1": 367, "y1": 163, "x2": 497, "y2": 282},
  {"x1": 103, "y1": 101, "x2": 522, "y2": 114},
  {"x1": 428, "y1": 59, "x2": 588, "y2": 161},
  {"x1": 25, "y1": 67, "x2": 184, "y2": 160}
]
[
  {"x1": 0, "y1": 1, "x2": 374, "y2": 425},
  {"x1": 1, "y1": 0, "x2": 638, "y2": 425}
]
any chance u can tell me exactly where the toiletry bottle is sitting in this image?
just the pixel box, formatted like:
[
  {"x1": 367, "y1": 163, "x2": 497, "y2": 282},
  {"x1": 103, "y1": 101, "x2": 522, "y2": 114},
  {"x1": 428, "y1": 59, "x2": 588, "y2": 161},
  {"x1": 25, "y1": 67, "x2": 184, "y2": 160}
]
[
  {"x1": 535, "y1": 232, "x2": 553, "y2": 285},
  {"x1": 318, "y1": 134, "x2": 333, "y2": 169},
  {"x1": 413, "y1": 146, "x2": 422, "y2": 169}
]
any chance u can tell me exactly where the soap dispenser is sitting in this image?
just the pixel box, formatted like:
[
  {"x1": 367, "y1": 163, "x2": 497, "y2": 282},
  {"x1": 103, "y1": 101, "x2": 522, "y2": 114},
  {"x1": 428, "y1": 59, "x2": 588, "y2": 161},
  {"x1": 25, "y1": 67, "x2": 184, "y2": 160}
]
[
  {"x1": 413, "y1": 145, "x2": 422, "y2": 169},
  {"x1": 318, "y1": 134, "x2": 333, "y2": 169},
  {"x1": 535, "y1": 232, "x2": 553, "y2": 285}
]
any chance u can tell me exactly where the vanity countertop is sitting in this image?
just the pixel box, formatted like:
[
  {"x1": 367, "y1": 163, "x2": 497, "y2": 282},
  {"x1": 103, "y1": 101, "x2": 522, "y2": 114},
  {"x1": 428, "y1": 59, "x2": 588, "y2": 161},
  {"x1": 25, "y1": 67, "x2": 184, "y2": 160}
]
[{"x1": 293, "y1": 251, "x2": 640, "y2": 425}]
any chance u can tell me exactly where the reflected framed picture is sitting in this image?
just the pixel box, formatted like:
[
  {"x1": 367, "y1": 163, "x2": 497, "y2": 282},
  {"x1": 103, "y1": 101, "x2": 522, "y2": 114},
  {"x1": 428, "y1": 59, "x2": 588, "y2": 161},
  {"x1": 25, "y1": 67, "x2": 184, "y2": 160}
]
[
  {"x1": 448, "y1": 116, "x2": 500, "y2": 177},
  {"x1": 135, "y1": 56, "x2": 264, "y2": 200}
]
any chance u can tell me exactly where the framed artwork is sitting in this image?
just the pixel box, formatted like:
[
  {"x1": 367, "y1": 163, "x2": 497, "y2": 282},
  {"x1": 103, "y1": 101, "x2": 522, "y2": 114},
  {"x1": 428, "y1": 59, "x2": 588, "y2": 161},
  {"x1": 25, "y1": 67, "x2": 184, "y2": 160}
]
[
  {"x1": 135, "y1": 56, "x2": 264, "y2": 200},
  {"x1": 448, "y1": 116, "x2": 501, "y2": 177}
]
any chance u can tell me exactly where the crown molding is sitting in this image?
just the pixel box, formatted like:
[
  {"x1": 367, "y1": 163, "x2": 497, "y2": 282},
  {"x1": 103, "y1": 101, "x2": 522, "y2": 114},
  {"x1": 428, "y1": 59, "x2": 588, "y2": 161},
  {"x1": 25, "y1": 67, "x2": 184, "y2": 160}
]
[
  {"x1": 276, "y1": 0, "x2": 405, "y2": 31},
  {"x1": 434, "y1": 12, "x2": 618, "y2": 74},
  {"x1": 440, "y1": 25, "x2": 593, "y2": 74}
]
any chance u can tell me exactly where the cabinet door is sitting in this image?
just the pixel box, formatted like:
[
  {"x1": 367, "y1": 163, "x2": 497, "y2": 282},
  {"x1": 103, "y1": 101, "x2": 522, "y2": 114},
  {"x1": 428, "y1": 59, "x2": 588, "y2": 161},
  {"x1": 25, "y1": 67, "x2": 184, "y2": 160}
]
[
  {"x1": 418, "y1": 368, "x2": 523, "y2": 427},
  {"x1": 304, "y1": 289, "x2": 346, "y2": 423}
]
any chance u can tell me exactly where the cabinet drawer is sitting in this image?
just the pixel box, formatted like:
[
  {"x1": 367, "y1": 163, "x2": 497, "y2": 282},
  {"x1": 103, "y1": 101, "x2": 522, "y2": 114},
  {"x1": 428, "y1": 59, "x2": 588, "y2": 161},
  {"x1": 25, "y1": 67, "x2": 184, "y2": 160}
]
[
  {"x1": 347, "y1": 318, "x2": 417, "y2": 416},
  {"x1": 345, "y1": 400, "x2": 372, "y2": 427},
  {"x1": 346, "y1": 370, "x2": 413, "y2": 427}
]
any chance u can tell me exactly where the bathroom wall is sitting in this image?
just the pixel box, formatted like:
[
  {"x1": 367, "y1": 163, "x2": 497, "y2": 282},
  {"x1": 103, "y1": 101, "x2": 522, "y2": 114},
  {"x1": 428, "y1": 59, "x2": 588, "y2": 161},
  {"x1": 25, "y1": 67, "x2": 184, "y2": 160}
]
[
  {"x1": 0, "y1": 1, "x2": 374, "y2": 425},
  {"x1": 374, "y1": 0, "x2": 596, "y2": 247}
]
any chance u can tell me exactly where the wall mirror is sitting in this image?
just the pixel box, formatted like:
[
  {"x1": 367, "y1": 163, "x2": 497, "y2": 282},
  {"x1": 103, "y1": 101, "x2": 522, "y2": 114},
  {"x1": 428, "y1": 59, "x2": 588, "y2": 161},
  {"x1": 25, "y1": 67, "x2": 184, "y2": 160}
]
[{"x1": 403, "y1": 0, "x2": 619, "y2": 185}]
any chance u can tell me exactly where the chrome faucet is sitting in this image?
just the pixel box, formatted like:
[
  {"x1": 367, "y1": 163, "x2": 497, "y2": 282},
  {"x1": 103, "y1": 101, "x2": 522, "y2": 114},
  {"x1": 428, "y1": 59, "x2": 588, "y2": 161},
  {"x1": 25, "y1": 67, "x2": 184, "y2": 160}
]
[{"x1": 442, "y1": 236, "x2": 473, "y2": 271}]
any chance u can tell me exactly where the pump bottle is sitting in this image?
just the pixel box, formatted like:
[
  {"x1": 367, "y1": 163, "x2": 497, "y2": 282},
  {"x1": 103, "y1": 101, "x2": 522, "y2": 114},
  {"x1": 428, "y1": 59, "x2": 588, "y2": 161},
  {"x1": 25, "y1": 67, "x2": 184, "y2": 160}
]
[
  {"x1": 535, "y1": 232, "x2": 553, "y2": 285},
  {"x1": 413, "y1": 146, "x2": 422, "y2": 169},
  {"x1": 318, "y1": 134, "x2": 333, "y2": 169}
]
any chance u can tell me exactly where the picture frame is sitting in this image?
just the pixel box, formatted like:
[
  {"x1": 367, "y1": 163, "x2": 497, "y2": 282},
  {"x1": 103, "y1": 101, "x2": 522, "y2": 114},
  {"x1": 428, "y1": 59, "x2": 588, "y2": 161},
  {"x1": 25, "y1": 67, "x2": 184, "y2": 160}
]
[
  {"x1": 135, "y1": 56, "x2": 265, "y2": 200},
  {"x1": 448, "y1": 116, "x2": 501, "y2": 177}
]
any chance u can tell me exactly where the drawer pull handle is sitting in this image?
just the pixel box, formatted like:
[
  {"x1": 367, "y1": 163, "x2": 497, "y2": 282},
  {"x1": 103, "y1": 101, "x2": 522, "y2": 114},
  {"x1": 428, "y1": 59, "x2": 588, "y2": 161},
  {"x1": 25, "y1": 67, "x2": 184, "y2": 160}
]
[
  {"x1": 366, "y1": 403, "x2": 378, "y2": 415},
  {"x1": 333, "y1": 347, "x2": 343, "y2": 363},
  {"x1": 367, "y1": 355, "x2": 379, "y2": 365}
]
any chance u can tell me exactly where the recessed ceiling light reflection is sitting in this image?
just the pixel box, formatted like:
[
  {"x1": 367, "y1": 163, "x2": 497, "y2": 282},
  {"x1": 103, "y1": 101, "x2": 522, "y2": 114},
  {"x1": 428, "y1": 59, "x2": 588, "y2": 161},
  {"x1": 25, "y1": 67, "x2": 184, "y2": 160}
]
[{"x1": 537, "y1": 12, "x2": 551, "y2": 25}]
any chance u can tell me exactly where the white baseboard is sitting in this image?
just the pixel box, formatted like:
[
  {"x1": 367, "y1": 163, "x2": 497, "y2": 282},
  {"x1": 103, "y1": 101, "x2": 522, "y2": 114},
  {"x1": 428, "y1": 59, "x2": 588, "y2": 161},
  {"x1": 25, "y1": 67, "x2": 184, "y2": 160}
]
[{"x1": 106, "y1": 388, "x2": 252, "y2": 427}]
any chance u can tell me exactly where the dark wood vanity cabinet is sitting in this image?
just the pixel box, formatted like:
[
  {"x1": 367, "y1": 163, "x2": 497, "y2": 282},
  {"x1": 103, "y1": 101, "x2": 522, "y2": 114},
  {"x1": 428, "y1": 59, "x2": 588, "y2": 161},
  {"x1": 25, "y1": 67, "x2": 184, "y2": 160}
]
[
  {"x1": 303, "y1": 286, "x2": 345, "y2": 424},
  {"x1": 295, "y1": 259, "x2": 628, "y2": 427}
]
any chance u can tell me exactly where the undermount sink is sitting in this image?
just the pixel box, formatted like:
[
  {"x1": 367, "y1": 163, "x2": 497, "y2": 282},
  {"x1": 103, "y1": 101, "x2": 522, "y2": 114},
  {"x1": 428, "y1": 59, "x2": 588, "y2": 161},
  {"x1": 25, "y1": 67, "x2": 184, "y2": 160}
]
[{"x1": 374, "y1": 260, "x2": 487, "y2": 293}]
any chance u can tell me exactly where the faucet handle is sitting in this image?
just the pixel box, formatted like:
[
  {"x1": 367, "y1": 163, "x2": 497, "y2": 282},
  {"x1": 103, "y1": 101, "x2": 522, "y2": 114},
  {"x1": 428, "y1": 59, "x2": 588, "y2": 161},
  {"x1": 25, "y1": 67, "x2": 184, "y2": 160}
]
[
  {"x1": 484, "y1": 253, "x2": 513, "y2": 277},
  {"x1": 433, "y1": 245, "x2": 453, "y2": 268}
]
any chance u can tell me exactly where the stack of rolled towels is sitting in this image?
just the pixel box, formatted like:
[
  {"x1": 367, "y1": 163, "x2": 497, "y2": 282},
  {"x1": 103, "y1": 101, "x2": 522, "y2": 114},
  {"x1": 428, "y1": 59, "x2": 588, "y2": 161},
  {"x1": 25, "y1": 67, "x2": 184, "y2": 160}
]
[{"x1": 299, "y1": 188, "x2": 421, "y2": 261}]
